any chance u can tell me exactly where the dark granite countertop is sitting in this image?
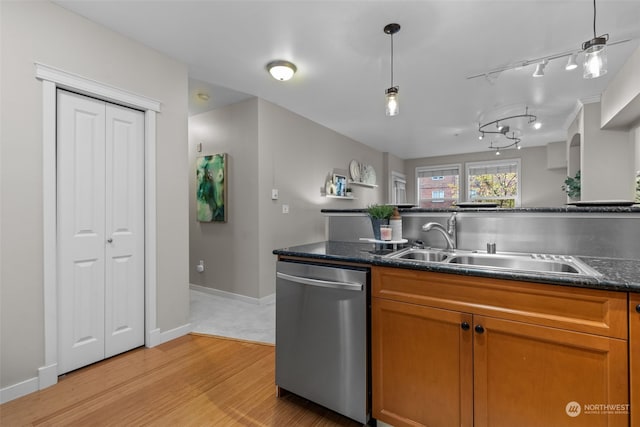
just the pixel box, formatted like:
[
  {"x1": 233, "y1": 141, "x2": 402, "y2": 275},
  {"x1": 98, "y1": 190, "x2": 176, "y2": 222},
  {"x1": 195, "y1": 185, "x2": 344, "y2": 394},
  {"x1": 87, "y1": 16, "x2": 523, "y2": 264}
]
[
  {"x1": 321, "y1": 206, "x2": 640, "y2": 214},
  {"x1": 273, "y1": 241, "x2": 640, "y2": 293}
]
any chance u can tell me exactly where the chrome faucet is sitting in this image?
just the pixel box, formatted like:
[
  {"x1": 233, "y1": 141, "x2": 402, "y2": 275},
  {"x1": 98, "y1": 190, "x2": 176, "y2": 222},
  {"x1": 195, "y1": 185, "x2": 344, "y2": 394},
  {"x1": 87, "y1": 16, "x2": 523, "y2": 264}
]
[{"x1": 422, "y1": 212, "x2": 457, "y2": 250}]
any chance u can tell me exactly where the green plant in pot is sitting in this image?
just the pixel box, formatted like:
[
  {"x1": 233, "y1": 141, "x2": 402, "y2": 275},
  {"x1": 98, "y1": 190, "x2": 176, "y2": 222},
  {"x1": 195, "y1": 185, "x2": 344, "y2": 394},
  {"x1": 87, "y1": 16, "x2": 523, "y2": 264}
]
[
  {"x1": 562, "y1": 170, "x2": 581, "y2": 199},
  {"x1": 367, "y1": 204, "x2": 395, "y2": 240}
]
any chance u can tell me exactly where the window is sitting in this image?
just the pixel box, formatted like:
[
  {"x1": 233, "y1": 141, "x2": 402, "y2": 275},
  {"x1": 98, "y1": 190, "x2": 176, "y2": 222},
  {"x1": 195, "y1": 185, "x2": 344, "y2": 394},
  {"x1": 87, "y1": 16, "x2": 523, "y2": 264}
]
[
  {"x1": 391, "y1": 171, "x2": 407, "y2": 205},
  {"x1": 431, "y1": 190, "x2": 445, "y2": 202},
  {"x1": 466, "y1": 159, "x2": 521, "y2": 207},
  {"x1": 416, "y1": 164, "x2": 460, "y2": 208}
]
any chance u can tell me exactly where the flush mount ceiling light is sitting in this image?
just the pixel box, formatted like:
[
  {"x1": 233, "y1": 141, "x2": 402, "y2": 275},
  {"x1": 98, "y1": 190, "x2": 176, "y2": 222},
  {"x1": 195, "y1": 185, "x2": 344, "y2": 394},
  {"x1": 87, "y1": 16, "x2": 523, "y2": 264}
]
[
  {"x1": 197, "y1": 92, "x2": 210, "y2": 101},
  {"x1": 478, "y1": 107, "x2": 539, "y2": 154},
  {"x1": 266, "y1": 60, "x2": 297, "y2": 81},
  {"x1": 383, "y1": 23, "x2": 401, "y2": 117},
  {"x1": 582, "y1": 0, "x2": 608, "y2": 79}
]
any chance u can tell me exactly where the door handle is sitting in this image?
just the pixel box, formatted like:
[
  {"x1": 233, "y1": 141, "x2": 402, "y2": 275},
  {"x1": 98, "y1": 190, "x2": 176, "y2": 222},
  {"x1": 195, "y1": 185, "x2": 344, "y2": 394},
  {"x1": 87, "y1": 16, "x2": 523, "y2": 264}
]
[{"x1": 276, "y1": 272, "x2": 363, "y2": 291}]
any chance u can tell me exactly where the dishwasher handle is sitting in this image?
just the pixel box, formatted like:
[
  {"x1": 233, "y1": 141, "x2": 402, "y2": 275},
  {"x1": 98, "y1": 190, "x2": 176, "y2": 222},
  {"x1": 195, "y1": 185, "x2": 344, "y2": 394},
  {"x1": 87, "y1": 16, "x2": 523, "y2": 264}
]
[{"x1": 276, "y1": 272, "x2": 363, "y2": 291}]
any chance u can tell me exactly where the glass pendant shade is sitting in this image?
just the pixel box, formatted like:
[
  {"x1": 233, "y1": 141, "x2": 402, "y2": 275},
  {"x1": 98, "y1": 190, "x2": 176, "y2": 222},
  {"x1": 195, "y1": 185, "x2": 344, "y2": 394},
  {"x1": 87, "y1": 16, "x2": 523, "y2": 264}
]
[
  {"x1": 385, "y1": 88, "x2": 399, "y2": 117},
  {"x1": 583, "y1": 40, "x2": 607, "y2": 79}
]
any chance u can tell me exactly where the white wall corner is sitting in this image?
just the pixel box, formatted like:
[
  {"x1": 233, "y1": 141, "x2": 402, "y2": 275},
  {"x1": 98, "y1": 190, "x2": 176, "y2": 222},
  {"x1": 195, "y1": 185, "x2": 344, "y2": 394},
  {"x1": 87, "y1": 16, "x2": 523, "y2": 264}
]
[
  {"x1": 38, "y1": 363, "x2": 58, "y2": 390},
  {"x1": 0, "y1": 377, "x2": 39, "y2": 404}
]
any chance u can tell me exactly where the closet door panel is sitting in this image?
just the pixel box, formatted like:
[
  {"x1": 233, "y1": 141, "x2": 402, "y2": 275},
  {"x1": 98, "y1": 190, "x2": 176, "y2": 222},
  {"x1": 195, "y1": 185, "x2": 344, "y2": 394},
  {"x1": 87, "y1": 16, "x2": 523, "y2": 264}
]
[
  {"x1": 104, "y1": 103, "x2": 145, "y2": 358},
  {"x1": 57, "y1": 91, "x2": 106, "y2": 374}
]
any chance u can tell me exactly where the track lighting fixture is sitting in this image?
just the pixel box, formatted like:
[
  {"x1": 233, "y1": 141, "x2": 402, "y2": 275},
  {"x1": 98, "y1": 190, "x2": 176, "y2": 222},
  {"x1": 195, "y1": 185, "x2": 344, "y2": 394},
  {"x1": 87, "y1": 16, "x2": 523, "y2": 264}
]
[
  {"x1": 582, "y1": 0, "x2": 608, "y2": 78},
  {"x1": 565, "y1": 53, "x2": 578, "y2": 70},
  {"x1": 479, "y1": 107, "x2": 540, "y2": 153},
  {"x1": 383, "y1": 23, "x2": 401, "y2": 116},
  {"x1": 532, "y1": 60, "x2": 547, "y2": 77}
]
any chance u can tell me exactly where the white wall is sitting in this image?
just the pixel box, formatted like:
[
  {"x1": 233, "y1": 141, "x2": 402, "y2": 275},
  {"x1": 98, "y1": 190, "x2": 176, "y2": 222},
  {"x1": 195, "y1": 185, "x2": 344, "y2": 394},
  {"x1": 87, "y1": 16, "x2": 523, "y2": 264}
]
[
  {"x1": 580, "y1": 102, "x2": 635, "y2": 201},
  {"x1": 601, "y1": 45, "x2": 640, "y2": 129},
  {"x1": 404, "y1": 146, "x2": 567, "y2": 207},
  {"x1": 188, "y1": 98, "x2": 260, "y2": 298},
  {"x1": 0, "y1": 1, "x2": 189, "y2": 391},
  {"x1": 188, "y1": 99, "x2": 386, "y2": 299}
]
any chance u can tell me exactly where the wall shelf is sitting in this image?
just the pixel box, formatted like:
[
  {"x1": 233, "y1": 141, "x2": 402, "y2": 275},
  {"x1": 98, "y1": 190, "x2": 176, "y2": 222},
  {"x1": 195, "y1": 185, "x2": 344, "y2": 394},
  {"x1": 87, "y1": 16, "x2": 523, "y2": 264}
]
[
  {"x1": 326, "y1": 195, "x2": 355, "y2": 200},
  {"x1": 349, "y1": 181, "x2": 378, "y2": 188}
]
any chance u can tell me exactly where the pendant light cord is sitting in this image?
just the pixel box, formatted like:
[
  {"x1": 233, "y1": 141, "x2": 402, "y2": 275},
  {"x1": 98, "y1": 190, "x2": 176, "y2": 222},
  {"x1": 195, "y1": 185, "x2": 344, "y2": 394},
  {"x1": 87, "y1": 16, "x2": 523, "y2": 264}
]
[
  {"x1": 390, "y1": 33, "x2": 394, "y2": 87},
  {"x1": 593, "y1": 0, "x2": 597, "y2": 38}
]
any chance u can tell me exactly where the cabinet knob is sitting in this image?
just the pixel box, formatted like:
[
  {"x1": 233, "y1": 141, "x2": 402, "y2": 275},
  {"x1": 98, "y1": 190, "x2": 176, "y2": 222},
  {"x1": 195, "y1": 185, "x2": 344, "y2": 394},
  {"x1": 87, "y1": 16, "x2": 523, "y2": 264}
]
[
  {"x1": 107, "y1": 238, "x2": 113, "y2": 243},
  {"x1": 475, "y1": 324, "x2": 485, "y2": 334},
  {"x1": 461, "y1": 321, "x2": 470, "y2": 331},
  {"x1": 636, "y1": 304, "x2": 640, "y2": 314}
]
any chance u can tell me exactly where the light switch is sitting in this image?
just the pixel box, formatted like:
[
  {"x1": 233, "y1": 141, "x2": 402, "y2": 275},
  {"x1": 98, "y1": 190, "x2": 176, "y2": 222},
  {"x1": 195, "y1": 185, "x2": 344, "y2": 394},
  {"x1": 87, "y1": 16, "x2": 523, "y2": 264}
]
[
  {"x1": 282, "y1": 204, "x2": 289, "y2": 214},
  {"x1": 196, "y1": 142, "x2": 202, "y2": 152},
  {"x1": 271, "y1": 189, "x2": 279, "y2": 200}
]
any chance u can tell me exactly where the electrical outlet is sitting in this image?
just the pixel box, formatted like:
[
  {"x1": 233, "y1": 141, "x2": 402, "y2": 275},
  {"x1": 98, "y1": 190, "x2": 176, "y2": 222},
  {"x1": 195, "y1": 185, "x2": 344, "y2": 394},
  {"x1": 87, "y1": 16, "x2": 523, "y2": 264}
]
[
  {"x1": 282, "y1": 204, "x2": 289, "y2": 214},
  {"x1": 271, "y1": 189, "x2": 279, "y2": 200}
]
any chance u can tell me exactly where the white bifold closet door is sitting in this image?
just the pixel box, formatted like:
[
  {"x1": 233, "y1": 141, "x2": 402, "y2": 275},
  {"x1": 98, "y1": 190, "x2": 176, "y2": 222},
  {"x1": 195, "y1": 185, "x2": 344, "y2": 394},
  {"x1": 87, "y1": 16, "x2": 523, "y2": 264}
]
[{"x1": 57, "y1": 90, "x2": 144, "y2": 375}]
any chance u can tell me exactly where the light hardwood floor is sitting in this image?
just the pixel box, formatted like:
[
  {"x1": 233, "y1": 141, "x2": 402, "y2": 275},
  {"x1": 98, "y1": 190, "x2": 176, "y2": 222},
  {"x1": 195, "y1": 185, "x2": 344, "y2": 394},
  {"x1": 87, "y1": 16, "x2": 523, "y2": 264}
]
[{"x1": 0, "y1": 334, "x2": 361, "y2": 426}]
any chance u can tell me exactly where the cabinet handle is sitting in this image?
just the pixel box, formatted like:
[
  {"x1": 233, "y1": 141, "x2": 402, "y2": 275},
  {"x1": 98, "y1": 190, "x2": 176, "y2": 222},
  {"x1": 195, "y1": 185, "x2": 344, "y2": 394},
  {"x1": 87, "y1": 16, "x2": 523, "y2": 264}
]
[
  {"x1": 107, "y1": 238, "x2": 113, "y2": 243},
  {"x1": 475, "y1": 324, "x2": 485, "y2": 334},
  {"x1": 461, "y1": 321, "x2": 470, "y2": 331},
  {"x1": 636, "y1": 304, "x2": 640, "y2": 314}
]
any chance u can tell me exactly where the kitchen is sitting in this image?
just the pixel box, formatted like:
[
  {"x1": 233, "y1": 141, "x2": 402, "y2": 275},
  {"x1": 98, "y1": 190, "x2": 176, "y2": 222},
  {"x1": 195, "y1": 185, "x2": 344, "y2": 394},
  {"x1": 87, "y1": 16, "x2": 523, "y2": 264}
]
[{"x1": 2, "y1": 1, "x2": 640, "y2": 426}]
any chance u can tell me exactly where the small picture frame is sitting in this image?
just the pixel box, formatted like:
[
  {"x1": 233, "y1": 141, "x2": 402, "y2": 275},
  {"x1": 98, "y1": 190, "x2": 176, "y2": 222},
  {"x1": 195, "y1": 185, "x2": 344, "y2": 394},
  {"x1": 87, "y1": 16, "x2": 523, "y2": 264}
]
[{"x1": 333, "y1": 173, "x2": 347, "y2": 197}]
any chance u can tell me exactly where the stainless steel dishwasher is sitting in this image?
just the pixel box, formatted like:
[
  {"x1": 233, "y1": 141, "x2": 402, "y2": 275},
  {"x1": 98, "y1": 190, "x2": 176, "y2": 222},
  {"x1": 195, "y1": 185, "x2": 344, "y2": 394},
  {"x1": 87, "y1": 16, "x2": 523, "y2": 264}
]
[{"x1": 275, "y1": 260, "x2": 370, "y2": 425}]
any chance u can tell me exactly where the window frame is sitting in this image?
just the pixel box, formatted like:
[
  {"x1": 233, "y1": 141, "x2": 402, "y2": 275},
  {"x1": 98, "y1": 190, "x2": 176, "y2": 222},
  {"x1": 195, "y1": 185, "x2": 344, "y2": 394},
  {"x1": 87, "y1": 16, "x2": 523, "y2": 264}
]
[
  {"x1": 465, "y1": 158, "x2": 522, "y2": 207},
  {"x1": 415, "y1": 163, "x2": 461, "y2": 207}
]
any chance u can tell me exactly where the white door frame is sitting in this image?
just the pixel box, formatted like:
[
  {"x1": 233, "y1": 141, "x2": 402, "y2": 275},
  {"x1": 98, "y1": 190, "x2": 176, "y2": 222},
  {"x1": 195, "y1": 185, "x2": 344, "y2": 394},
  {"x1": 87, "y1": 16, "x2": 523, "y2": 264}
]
[{"x1": 35, "y1": 63, "x2": 161, "y2": 389}]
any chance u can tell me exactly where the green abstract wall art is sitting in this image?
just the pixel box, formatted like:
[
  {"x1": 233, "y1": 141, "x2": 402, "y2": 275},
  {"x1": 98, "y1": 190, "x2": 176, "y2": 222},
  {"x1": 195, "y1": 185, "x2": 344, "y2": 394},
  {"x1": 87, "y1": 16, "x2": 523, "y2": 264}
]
[{"x1": 196, "y1": 154, "x2": 227, "y2": 222}]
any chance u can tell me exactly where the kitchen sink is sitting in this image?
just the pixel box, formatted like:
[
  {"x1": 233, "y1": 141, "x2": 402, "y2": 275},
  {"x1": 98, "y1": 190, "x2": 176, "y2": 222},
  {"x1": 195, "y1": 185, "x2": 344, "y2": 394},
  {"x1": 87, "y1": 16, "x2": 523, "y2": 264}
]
[
  {"x1": 385, "y1": 248, "x2": 601, "y2": 277},
  {"x1": 385, "y1": 247, "x2": 450, "y2": 262},
  {"x1": 447, "y1": 254, "x2": 584, "y2": 274}
]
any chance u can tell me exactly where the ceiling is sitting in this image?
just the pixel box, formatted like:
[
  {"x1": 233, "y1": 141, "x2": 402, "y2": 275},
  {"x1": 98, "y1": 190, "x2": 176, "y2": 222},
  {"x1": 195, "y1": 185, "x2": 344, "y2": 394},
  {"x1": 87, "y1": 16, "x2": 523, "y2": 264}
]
[{"x1": 56, "y1": 1, "x2": 640, "y2": 159}]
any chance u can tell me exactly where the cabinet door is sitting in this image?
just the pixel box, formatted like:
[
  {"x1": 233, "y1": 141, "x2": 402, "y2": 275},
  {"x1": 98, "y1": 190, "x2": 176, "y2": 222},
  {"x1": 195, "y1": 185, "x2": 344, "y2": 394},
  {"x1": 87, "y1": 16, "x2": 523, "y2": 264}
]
[
  {"x1": 630, "y1": 293, "x2": 640, "y2": 427},
  {"x1": 474, "y1": 315, "x2": 628, "y2": 427},
  {"x1": 372, "y1": 298, "x2": 473, "y2": 427}
]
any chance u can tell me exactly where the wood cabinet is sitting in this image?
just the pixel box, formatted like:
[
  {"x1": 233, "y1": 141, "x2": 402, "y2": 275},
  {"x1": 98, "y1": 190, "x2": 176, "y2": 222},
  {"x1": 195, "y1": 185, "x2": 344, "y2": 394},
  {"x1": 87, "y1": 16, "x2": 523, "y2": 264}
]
[
  {"x1": 372, "y1": 267, "x2": 629, "y2": 427},
  {"x1": 631, "y1": 293, "x2": 640, "y2": 427}
]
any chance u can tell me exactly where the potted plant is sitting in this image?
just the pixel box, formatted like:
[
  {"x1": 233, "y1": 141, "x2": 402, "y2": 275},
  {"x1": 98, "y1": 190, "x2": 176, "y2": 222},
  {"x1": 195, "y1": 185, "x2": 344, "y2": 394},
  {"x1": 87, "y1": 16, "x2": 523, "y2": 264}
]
[
  {"x1": 367, "y1": 204, "x2": 395, "y2": 240},
  {"x1": 345, "y1": 187, "x2": 353, "y2": 197},
  {"x1": 562, "y1": 170, "x2": 581, "y2": 199}
]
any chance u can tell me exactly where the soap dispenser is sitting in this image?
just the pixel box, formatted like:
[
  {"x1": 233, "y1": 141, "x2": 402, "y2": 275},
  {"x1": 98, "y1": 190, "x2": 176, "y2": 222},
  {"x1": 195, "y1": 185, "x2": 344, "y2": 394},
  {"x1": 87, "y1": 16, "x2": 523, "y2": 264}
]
[{"x1": 390, "y1": 207, "x2": 402, "y2": 241}]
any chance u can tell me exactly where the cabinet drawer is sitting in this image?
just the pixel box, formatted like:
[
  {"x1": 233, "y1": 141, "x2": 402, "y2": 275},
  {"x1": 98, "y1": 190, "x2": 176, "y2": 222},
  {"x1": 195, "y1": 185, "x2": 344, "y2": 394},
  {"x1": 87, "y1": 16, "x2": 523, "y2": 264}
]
[{"x1": 372, "y1": 267, "x2": 627, "y2": 339}]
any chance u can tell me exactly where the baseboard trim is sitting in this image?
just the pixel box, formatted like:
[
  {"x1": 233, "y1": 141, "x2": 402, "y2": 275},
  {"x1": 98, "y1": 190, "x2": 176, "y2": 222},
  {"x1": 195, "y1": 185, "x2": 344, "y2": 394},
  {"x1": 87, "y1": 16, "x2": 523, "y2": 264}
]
[
  {"x1": 149, "y1": 323, "x2": 192, "y2": 347},
  {"x1": 0, "y1": 376, "x2": 39, "y2": 404},
  {"x1": 146, "y1": 328, "x2": 162, "y2": 348},
  {"x1": 38, "y1": 363, "x2": 58, "y2": 390},
  {"x1": 190, "y1": 284, "x2": 275, "y2": 305}
]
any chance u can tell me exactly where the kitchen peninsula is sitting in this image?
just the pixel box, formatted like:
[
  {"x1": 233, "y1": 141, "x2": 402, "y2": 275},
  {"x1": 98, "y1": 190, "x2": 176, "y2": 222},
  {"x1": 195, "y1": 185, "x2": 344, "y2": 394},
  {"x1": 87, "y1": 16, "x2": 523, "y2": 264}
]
[{"x1": 274, "y1": 206, "x2": 640, "y2": 427}]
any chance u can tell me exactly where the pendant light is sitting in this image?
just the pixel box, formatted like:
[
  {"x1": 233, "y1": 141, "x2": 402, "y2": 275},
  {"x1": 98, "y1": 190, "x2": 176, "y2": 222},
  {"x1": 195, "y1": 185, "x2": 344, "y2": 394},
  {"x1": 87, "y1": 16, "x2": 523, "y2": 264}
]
[
  {"x1": 384, "y1": 23, "x2": 401, "y2": 116},
  {"x1": 582, "y1": 0, "x2": 608, "y2": 79}
]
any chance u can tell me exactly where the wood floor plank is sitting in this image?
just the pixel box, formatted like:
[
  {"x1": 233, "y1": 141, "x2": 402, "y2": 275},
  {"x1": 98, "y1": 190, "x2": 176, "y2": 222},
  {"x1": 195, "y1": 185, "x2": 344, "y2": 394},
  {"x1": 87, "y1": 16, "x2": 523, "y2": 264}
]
[{"x1": 0, "y1": 335, "x2": 362, "y2": 426}]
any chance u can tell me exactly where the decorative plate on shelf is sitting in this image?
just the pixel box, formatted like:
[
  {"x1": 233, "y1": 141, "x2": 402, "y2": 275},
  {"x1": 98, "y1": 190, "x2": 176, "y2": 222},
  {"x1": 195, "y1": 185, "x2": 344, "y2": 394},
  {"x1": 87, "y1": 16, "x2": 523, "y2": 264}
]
[{"x1": 349, "y1": 160, "x2": 361, "y2": 182}]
